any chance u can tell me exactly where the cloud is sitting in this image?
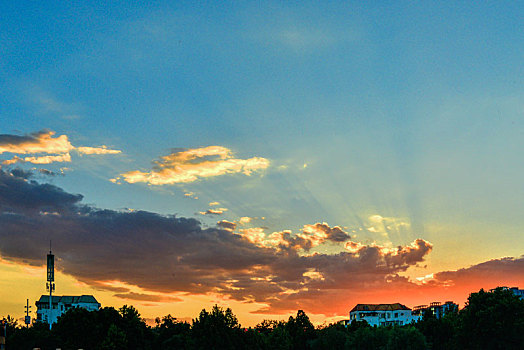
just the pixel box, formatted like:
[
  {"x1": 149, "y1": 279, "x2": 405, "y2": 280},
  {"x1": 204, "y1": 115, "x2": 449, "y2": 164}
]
[
  {"x1": 76, "y1": 146, "x2": 122, "y2": 155},
  {"x1": 18, "y1": 153, "x2": 72, "y2": 164},
  {"x1": 116, "y1": 146, "x2": 269, "y2": 185},
  {"x1": 9, "y1": 168, "x2": 34, "y2": 179},
  {"x1": 38, "y1": 168, "x2": 64, "y2": 177},
  {"x1": 0, "y1": 170, "x2": 446, "y2": 315},
  {"x1": 113, "y1": 292, "x2": 183, "y2": 303},
  {"x1": 0, "y1": 130, "x2": 120, "y2": 165},
  {"x1": 302, "y1": 222, "x2": 351, "y2": 243},
  {"x1": 239, "y1": 217, "x2": 253, "y2": 225},
  {"x1": 0, "y1": 130, "x2": 73, "y2": 155},
  {"x1": 199, "y1": 208, "x2": 228, "y2": 215},
  {"x1": 183, "y1": 192, "x2": 198, "y2": 199},
  {"x1": 430, "y1": 257, "x2": 524, "y2": 289},
  {"x1": 209, "y1": 201, "x2": 220, "y2": 206},
  {"x1": 7, "y1": 168, "x2": 63, "y2": 180},
  {"x1": 217, "y1": 220, "x2": 237, "y2": 232},
  {"x1": 236, "y1": 223, "x2": 351, "y2": 252}
]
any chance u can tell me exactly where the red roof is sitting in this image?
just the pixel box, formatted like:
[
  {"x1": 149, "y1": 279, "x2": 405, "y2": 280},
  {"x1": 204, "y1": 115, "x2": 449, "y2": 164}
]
[{"x1": 350, "y1": 303, "x2": 411, "y2": 312}]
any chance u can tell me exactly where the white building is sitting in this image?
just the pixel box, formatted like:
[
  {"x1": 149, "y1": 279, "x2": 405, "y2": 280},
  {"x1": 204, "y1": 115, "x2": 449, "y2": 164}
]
[
  {"x1": 35, "y1": 295, "x2": 100, "y2": 325},
  {"x1": 349, "y1": 303, "x2": 420, "y2": 327}
]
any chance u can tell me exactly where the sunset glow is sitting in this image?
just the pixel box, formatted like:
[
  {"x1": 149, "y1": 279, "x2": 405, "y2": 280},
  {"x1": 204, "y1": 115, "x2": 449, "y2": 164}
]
[{"x1": 1, "y1": 2, "x2": 523, "y2": 327}]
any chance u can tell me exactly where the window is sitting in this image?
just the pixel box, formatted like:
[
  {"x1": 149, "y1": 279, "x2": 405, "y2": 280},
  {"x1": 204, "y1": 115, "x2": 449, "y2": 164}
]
[{"x1": 394, "y1": 313, "x2": 398, "y2": 318}]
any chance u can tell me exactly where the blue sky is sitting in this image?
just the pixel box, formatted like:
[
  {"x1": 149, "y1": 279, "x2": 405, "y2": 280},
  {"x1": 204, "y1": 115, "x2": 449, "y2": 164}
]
[{"x1": 1, "y1": 1, "x2": 523, "y2": 324}]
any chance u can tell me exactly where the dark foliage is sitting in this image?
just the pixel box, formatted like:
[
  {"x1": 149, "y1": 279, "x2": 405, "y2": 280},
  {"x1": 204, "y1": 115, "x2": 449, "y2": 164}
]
[
  {"x1": 3, "y1": 288, "x2": 524, "y2": 349},
  {"x1": 456, "y1": 288, "x2": 524, "y2": 350}
]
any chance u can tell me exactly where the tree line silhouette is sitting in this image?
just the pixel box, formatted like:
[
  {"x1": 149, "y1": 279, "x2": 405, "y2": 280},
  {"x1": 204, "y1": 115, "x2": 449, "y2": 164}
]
[{"x1": 3, "y1": 287, "x2": 524, "y2": 349}]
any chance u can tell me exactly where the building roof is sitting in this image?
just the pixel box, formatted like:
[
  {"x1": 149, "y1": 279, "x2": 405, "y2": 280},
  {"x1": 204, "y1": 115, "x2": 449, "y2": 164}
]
[
  {"x1": 350, "y1": 303, "x2": 411, "y2": 312},
  {"x1": 36, "y1": 295, "x2": 99, "y2": 304}
]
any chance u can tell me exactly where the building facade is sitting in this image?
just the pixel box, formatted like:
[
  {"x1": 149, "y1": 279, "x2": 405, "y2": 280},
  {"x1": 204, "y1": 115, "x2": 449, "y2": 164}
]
[
  {"x1": 349, "y1": 303, "x2": 420, "y2": 327},
  {"x1": 35, "y1": 295, "x2": 101, "y2": 325}
]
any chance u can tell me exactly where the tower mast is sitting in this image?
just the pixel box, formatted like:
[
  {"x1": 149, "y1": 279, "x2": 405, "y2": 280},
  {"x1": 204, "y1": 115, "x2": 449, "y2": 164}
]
[{"x1": 46, "y1": 241, "x2": 55, "y2": 329}]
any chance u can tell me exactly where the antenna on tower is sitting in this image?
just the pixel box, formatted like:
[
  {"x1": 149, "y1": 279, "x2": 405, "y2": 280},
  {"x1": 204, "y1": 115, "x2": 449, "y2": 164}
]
[{"x1": 46, "y1": 243, "x2": 55, "y2": 329}]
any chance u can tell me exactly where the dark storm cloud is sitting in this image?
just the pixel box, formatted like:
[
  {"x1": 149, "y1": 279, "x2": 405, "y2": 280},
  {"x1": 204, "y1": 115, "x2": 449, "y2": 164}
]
[
  {"x1": 0, "y1": 170, "x2": 82, "y2": 214},
  {"x1": 0, "y1": 169, "x2": 435, "y2": 314}
]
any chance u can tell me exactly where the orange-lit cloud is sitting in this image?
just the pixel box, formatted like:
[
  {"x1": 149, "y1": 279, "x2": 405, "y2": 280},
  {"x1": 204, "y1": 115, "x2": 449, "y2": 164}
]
[
  {"x1": 116, "y1": 146, "x2": 270, "y2": 185},
  {"x1": 239, "y1": 217, "x2": 253, "y2": 224},
  {"x1": 237, "y1": 223, "x2": 351, "y2": 252},
  {"x1": 199, "y1": 208, "x2": 228, "y2": 215},
  {"x1": 0, "y1": 130, "x2": 73, "y2": 155},
  {"x1": 17, "y1": 153, "x2": 72, "y2": 164},
  {"x1": 0, "y1": 130, "x2": 121, "y2": 165},
  {"x1": 217, "y1": 220, "x2": 237, "y2": 231}
]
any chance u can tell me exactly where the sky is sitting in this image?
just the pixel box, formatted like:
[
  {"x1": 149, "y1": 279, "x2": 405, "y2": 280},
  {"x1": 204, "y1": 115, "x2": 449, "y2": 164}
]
[{"x1": 0, "y1": 1, "x2": 523, "y2": 326}]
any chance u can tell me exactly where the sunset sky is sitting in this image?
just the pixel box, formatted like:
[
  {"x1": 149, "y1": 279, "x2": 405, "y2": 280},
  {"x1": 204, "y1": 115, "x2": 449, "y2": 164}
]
[{"x1": 1, "y1": 2, "x2": 523, "y2": 326}]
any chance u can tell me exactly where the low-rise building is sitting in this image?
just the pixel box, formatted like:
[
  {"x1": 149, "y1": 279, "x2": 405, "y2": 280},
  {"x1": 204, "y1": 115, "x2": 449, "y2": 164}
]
[
  {"x1": 412, "y1": 301, "x2": 458, "y2": 319},
  {"x1": 349, "y1": 303, "x2": 420, "y2": 327},
  {"x1": 36, "y1": 295, "x2": 100, "y2": 325}
]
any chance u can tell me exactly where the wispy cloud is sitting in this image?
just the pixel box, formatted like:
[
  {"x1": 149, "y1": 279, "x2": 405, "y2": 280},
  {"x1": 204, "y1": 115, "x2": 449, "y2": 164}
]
[
  {"x1": 114, "y1": 146, "x2": 269, "y2": 185},
  {"x1": 239, "y1": 216, "x2": 253, "y2": 224},
  {"x1": 184, "y1": 192, "x2": 198, "y2": 199},
  {"x1": 76, "y1": 146, "x2": 122, "y2": 155}
]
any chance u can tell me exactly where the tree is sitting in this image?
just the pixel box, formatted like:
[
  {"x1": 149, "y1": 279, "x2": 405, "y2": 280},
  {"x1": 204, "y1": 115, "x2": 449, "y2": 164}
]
[
  {"x1": 118, "y1": 305, "x2": 152, "y2": 350},
  {"x1": 310, "y1": 323, "x2": 349, "y2": 350},
  {"x1": 6, "y1": 321, "x2": 58, "y2": 350},
  {"x1": 264, "y1": 320, "x2": 292, "y2": 350},
  {"x1": 457, "y1": 288, "x2": 524, "y2": 349},
  {"x1": 285, "y1": 310, "x2": 315, "y2": 350},
  {"x1": 101, "y1": 324, "x2": 128, "y2": 350},
  {"x1": 415, "y1": 307, "x2": 458, "y2": 349},
  {"x1": 190, "y1": 305, "x2": 242, "y2": 350},
  {"x1": 346, "y1": 326, "x2": 390, "y2": 350},
  {"x1": 386, "y1": 326, "x2": 427, "y2": 350},
  {"x1": 52, "y1": 307, "x2": 98, "y2": 349},
  {"x1": 153, "y1": 314, "x2": 190, "y2": 350}
]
